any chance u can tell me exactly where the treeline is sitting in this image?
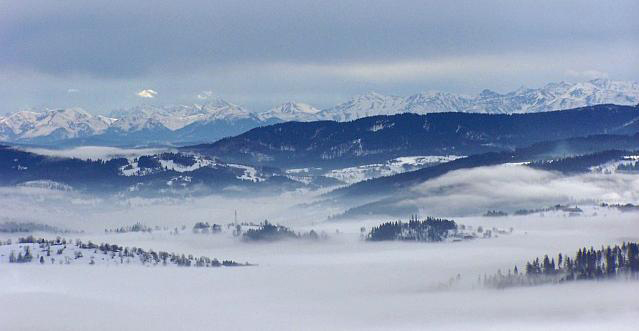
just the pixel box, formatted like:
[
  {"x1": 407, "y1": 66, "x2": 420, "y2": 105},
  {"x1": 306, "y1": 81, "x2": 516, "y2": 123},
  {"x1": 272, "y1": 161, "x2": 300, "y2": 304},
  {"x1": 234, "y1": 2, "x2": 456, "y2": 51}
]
[
  {"x1": 601, "y1": 203, "x2": 639, "y2": 212},
  {"x1": 367, "y1": 216, "x2": 457, "y2": 242},
  {"x1": 105, "y1": 222, "x2": 157, "y2": 233},
  {"x1": 484, "y1": 242, "x2": 639, "y2": 289},
  {"x1": 483, "y1": 210, "x2": 508, "y2": 217},
  {"x1": 0, "y1": 221, "x2": 75, "y2": 234},
  {"x1": 514, "y1": 204, "x2": 583, "y2": 216},
  {"x1": 528, "y1": 150, "x2": 630, "y2": 173},
  {"x1": 242, "y1": 221, "x2": 327, "y2": 242},
  {"x1": 3, "y1": 236, "x2": 253, "y2": 268}
]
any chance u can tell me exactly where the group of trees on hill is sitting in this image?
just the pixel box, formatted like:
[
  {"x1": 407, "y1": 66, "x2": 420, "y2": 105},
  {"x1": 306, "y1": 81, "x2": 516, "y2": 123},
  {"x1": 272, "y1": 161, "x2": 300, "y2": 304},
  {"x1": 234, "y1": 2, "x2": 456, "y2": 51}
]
[
  {"x1": 367, "y1": 216, "x2": 457, "y2": 242},
  {"x1": 3, "y1": 236, "x2": 252, "y2": 268},
  {"x1": 484, "y1": 242, "x2": 639, "y2": 289}
]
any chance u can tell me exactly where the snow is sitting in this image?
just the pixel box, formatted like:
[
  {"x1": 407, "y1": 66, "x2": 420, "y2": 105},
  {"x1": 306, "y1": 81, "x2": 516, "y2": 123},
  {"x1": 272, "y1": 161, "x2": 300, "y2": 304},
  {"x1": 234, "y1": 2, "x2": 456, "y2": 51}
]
[
  {"x1": 590, "y1": 155, "x2": 639, "y2": 174},
  {"x1": 229, "y1": 164, "x2": 265, "y2": 182},
  {"x1": 119, "y1": 159, "x2": 154, "y2": 176},
  {"x1": 109, "y1": 100, "x2": 256, "y2": 132},
  {"x1": 368, "y1": 121, "x2": 395, "y2": 132},
  {"x1": 311, "y1": 79, "x2": 639, "y2": 120},
  {"x1": 257, "y1": 102, "x2": 321, "y2": 122},
  {"x1": 158, "y1": 158, "x2": 216, "y2": 173},
  {"x1": 0, "y1": 108, "x2": 112, "y2": 141},
  {"x1": 325, "y1": 155, "x2": 463, "y2": 184},
  {"x1": 318, "y1": 91, "x2": 407, "y2": 122}
]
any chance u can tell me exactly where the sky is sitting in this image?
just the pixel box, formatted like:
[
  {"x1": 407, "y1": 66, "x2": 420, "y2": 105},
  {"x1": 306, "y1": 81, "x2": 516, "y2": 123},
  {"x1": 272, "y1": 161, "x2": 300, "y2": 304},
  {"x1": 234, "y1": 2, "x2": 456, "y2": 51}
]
[{"x1": 1, "y1": 0, "x2": 637, "y2": 114}]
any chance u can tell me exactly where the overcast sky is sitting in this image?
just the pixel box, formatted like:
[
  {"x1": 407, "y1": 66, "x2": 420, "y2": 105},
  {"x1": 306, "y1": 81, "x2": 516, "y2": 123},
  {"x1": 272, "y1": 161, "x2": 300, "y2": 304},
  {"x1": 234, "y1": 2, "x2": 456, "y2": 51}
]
[{"x1": 1, "y1": 0, "x2": 637, "y2": 114}]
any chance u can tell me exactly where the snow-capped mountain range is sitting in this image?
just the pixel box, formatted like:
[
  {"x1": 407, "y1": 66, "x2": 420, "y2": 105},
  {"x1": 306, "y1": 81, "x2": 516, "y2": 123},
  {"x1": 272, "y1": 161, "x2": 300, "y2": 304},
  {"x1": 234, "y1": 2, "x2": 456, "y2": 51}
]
[
  {"x1": 257, "y1": 102, "x2": 321, "y2": 122},
  {"x1": 1, "y1": 79, "x2": 637, "y2": 145}
]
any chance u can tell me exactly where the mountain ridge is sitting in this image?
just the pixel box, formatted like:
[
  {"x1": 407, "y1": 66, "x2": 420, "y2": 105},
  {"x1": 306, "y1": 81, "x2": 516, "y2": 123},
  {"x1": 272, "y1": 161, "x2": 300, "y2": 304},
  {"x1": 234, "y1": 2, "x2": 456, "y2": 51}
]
[
  {"x1": 2, "y1": 79, "x2": 638, "y2": 146},
  {"x1": 184, "y1": 104, "x2": 639, "y2": 169}
]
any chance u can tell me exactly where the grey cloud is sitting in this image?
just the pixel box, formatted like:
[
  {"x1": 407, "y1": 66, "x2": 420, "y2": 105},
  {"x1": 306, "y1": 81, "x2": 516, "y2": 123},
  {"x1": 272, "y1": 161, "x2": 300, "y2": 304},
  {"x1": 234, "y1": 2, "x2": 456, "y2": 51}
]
[{"x1": 1, "y1": 0, "x2": 637, "y2": 77}]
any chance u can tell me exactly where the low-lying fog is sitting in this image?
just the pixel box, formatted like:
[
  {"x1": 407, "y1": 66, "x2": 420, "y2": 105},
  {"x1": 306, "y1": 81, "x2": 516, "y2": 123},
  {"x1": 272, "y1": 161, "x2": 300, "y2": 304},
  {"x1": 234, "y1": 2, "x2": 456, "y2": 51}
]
[
  {"x1": 21, "y1": 146, "x2": 172, "y2": 160},
  {"x1": 1, "y1": 160, "x2": 638, "y2": 330}
]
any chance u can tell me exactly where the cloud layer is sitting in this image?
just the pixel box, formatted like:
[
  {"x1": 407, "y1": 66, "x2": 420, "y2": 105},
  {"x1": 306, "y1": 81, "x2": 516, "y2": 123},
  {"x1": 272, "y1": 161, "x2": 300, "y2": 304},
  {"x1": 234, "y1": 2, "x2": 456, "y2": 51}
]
[{"x1": 380, "y1": 165, "x2": 639, "y2": 217}]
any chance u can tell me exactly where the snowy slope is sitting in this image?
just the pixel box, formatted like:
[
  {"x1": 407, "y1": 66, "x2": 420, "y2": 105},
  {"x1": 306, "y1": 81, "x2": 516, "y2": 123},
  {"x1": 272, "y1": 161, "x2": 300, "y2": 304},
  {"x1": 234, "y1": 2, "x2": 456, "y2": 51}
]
[
  {"x1": 110, "y1": 99, "x2": 257, "y2": 132},
  {"x1": 0, "y1": 108, "x2": 114, "y2": 141},
  {"x1": 0, "y1": 238, "x2": 249, "y2": 267},
  {"x1": 118, "y1": 153, "x2": 267, "y2": 183},
  {"x1": 323, "y1": 155, "x2": 463, "y2": 184}
]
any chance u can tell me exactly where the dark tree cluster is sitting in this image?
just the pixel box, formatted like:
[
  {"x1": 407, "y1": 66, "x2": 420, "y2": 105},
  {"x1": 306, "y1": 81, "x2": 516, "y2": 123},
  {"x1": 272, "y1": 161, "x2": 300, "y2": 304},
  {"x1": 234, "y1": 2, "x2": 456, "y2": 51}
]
[
  {"x1": 242, "y1": 221, "x2": 326, "y2": 242},
  {"x1": 367, "y1": 216, "x2": 457, "y2": 242},
  {"x1": 484, "y1": 242, "x2": 639, "y2": 289}
]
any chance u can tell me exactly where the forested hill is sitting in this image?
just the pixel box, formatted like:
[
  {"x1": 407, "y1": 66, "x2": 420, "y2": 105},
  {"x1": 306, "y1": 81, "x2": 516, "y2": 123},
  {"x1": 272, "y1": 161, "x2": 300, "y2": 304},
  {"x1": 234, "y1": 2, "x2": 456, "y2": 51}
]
[
  {"x1": 0, "y1": 146, "x2": 300, "y2": 195},
  {"x1": 184, "y1": 104, "x2": 639, "y2": 169}
]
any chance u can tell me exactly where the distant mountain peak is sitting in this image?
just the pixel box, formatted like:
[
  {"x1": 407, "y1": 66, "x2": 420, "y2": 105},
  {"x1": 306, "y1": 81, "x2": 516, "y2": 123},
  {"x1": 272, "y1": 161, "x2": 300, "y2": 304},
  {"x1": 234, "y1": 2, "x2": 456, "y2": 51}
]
[
  {"x1": 257, "y1": 102, "x2": 321, "y2": 122},
  {"x1": 479, "y1": 89, "x2": 500, "y2": 98}
]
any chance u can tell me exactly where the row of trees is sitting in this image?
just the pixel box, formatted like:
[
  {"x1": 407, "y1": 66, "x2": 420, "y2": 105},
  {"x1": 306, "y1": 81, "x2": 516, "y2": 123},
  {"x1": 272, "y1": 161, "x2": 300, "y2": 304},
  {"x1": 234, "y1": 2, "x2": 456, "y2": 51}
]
[
  {"x1": 514, "y1": 204, "x2": 582, "y2": 216},
  {"x1": 104, "y1": 222, "x2": 156, "y2": 233},
  {"x1": 484, "y1": 242, "x2": 639, "y2": 289},
  {"x1": 600, "y1": 203, "x2": 639, "y2": 212}
]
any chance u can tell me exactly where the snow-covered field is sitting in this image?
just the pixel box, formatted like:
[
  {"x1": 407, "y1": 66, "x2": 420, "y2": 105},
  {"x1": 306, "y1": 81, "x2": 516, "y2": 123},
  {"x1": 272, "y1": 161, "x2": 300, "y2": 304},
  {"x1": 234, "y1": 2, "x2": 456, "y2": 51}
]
[
  {"x1": 324, "y1": 155, "x2": 463, "y2": 184},
  {"x1": 284, "y1": 155, "x2": 462, "y2": 185}
]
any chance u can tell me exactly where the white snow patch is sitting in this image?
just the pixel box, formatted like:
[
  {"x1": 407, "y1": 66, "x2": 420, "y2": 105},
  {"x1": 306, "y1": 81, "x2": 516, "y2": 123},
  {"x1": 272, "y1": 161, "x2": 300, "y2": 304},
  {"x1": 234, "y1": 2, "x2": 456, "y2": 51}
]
[{"x1": 326, "y1": 155, "x2": 463, "y2": 184}]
